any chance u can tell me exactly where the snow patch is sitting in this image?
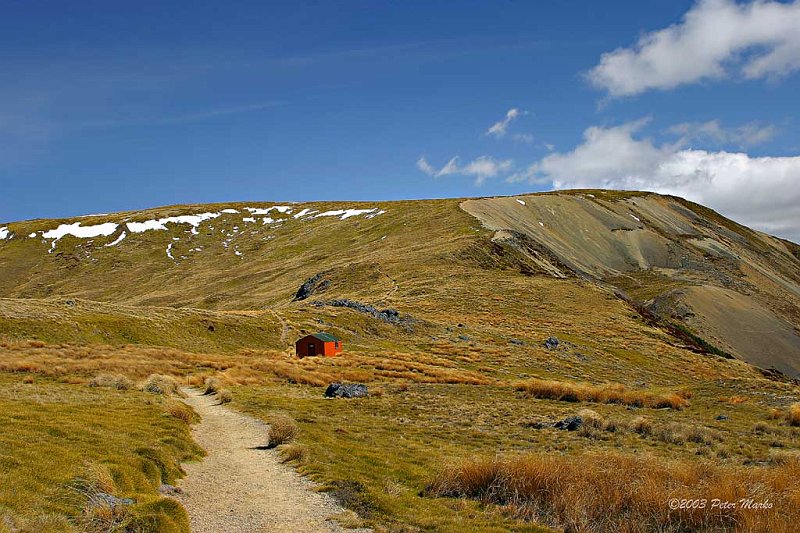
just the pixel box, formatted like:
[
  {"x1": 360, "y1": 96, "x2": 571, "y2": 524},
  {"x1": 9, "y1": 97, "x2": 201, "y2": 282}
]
[
  {"x1": 105, "y1": 232, "x2": 127, "y2": 247},
  {"x1": 28, "y1": 232, "x2": 36, "y2": 238},
  {"x1": 245, "y1": 206, "x2": 292, "y2": 215},
  {"x1": 539, "y1": 221, "x2": 545, "y2": 227},
  {"x1": 0, "y1": 227, "x2": 9, "y2": 240},
  {"x1": 42, "y1": 222, "x2": 118, "y2": 252},
  {"x1": 242, "y1": 217, "x2": 255, "y2": 223},
  {"x1": 126, "y1": 212, "x2": 220, "y2": 235},
  {"x1": 315, "y1": 208, "x2": 377, "y2": 220},
  {"x1": 516, "y1": 199, "x2": 526, "y2": 205},
  {"x1": 221, "y1": 209, "x2": 239, "y2": 214},
  {"x1": 166, "y1": 242, "x2": 175, "y2": 260},
  {"x1": 293, "y1": 208, "x2": 316, "y2": 218},
  {"x1": 630, "y1": 214, "x2": 641, "y2": 222}
]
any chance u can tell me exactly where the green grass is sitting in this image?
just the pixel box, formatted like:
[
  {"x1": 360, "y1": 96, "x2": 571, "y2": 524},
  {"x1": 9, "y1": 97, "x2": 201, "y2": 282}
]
[
  {"x1": 0, "y1": 373, "x2": 202, "y2": 532},
  {"x1": 229, "y1": 377, "x2": 799, "y2": 532}
]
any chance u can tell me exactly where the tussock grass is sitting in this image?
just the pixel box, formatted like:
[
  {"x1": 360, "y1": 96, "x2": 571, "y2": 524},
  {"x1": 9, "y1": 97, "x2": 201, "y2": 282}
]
[
  {"x1": 279, "y1": 443, "x2": 307, "y2": 463},
  {"x1": 217, "y1": 388, "x2": 233, "y2": 404},
  {"x1": 141, "y1": 374, "x2": 179, "y2": 395},
  {"x1": 268, "y1": 415, "x2": 297, "y2": 448},
  {"x1": 788, "y1": 403, "x2": 800, "y2": 426},
  {"x1": 166, "y1": 401, "x2": 198, "y2": 424},
  {"x1": 515, "y1": 378, "x2": 690, "y2": 409},
  {"x1": 426, "y1": 452, "x2": 800, "y2": 532},
  {"x1": 203, "y1": 377, "x2": 222, "y2": 395},
  {"x1": 88, "y1": 373, "x2": 133, "y2": 390},
  {"x1": 0, "y1": 374, "x2": 202, "y2": 530}
]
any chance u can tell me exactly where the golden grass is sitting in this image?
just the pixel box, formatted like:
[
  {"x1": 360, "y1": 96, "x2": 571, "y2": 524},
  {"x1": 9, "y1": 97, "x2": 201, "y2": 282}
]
[
  {"x1": 0, "y1": 374, "x2": 202, "y2": 530},
  {"x1": 788, "y1": 403, "x2": 800, "y2": 427},
  {"x1": 87, "y1": 373, "x2": 133, "y2": 390},
  {"x1": 426, "y1": 451, "x2": 800, "y2": 532},
  {"x1": 268, "y1": 415, "x2": 298, "y2": 448},
  {"x1": 141, "y1": 374, "x2": 180, "y2": 396},
  {"x1": 217, "y1": 389, "x2": 233, "y2": 404},
  {"x1": 515, "y1": 378, "x2": 690, "y2": 409}
]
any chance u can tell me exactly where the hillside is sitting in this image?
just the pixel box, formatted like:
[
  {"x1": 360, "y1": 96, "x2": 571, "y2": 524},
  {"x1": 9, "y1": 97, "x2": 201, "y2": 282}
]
[
  {"x1": 1, "y1": 190, "x2": 799, "y2": 376},
  {"x1": 2, "y1": 191, "x2": 800, "y2": 531}
]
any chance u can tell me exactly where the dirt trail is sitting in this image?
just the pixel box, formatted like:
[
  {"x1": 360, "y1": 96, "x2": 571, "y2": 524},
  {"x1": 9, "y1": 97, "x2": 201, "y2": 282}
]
[{"x1": 177, "y1": 389, "x2": 364, "y2": 532}]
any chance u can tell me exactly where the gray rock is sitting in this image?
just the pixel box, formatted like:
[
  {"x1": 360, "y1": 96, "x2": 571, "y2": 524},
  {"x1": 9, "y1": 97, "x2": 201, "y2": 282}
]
[
  {"x1": 716, "y1": 414, "x2": 729, "y2": 421},
  {"x1": 87, "y1": 492, "x2": 134, "y2": 510},
  {"x1": 293, "y1": 272, "x2": 331, "y2": 301},
  {"x1": 553, "y1": 416, "x2": 583, "y2": 431},
  {"x1": 544, "y1": 336, "x2": 560, "y2": 350},
  {"x1": 159, "y1": 483, "x2": 183, "y2": 496},
  {"x1": 509, "y1": 338, "x2": 525, "y2": 346},
  {"x1": 317, "y1": 298, "x2": 412, "y2": 325},
  {"x1": 324, "y1": 383, "x2": 369, "y2": 399}
]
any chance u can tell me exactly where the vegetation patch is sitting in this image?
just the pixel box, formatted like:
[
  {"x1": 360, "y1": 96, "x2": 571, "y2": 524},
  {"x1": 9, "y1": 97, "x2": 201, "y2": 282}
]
[
  {"x1": 515, "y1": 378, "x2": 690, "y2": 409},
  {"x1": 426, "y1": 451, "x2": 800, "y2": 532},
  {"x1": 0, "y1": 373, "x2": 202, "y2": 530}
]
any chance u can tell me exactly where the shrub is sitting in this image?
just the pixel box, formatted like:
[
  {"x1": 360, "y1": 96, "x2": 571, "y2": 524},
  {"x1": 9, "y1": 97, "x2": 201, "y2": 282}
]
[
  {"x1": 217, "y1": 389, "x2": 233, "y2": 404},
  {"x1": 88, "y1": 373, "x2": 133, "y2": 390},
  {"x1": 426, "y1": 451, "x2": 800, "y2": 532},
  {"x1": 279, "y1": 443, "x2": 307, "y2": 463},
  {"x1": 142, "y1": 374, "x2": 179, "y2": 395},
  {"x1": 203, "y1": 377, "x2": 221, "y2": 395},
  {"x1": 515, "y1": 378, "x2": 689, "y2": 409},
  {"x1": 268, "y1": 415, "x2": 297, "y2": 448}
]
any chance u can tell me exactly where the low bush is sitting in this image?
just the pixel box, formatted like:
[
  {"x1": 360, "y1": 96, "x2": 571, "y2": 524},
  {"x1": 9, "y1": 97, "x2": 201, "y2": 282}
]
[
  {"x1": 268, "y1": 415, "x2": 297, "y2": 448},
  {"x1": 203, "y1": 377, "x2": 221, "y2": 395},
  {"x1": 279, "y1": 443, "x2": 307, "y2": 463},
  {"x1": 217, "y1": 389, "x2": 233, "y2": 404},
  {"x1": 141, "y1": 374, "x2": 179, "y2": 396}
]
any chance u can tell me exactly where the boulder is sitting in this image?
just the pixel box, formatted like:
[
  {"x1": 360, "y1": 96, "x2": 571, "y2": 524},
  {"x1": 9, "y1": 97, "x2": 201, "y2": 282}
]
[
  {"x1": 553, "y1": 415, "x2": 583, "y2": 431},
  {"x1": 324, "y1": 382, "x2": 369, "y2": 399},
  {"x1": 543, "y1": 336, "x2": 560, "y2": 350}
]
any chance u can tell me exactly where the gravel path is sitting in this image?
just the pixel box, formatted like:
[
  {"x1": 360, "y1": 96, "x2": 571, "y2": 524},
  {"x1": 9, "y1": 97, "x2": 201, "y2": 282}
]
[{"x1": 176, "y1": 388, "x2": 363, "y2": 532}]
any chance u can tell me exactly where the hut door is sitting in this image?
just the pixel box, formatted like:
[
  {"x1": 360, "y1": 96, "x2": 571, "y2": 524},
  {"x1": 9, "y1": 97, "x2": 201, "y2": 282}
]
[{"x1": 308, "y1": 342, "x2": 316, "y2": 356}]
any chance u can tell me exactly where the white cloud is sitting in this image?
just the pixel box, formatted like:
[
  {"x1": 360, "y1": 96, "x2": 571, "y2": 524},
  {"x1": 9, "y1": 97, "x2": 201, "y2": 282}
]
[
  {"x1": 486, "y1": 108, "x2": 521, "y2": 137},
  {"x1": 417, "y1": 155, "x2": 512, "y2": 185},
  {"x1": 588, "y1": 0, "x2": 800, "y2": 96},
  {"x1": 517, "y1": 120, "x2": 800, "y2": 242},
  {"x1": 667, "y1": 120, "x2": 777, "y2": 146}
]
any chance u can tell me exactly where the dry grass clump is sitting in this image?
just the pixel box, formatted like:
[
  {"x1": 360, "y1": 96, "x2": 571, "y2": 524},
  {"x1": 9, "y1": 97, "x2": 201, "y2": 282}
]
[
  {"x1": 268, "y1": 415, "x2": 298, "y2": 448},
  {"x1": 654, "y1": 422, "x2": 722, "y2": 446},
  {"x1": 279, "y1": 443, "x2": 307, "y2": 463},
  {"x1": 515, "y1": 378, "x2": 689, "y2": 409},
  {"x1": 204, "y1": 377, "x2": 222, "y2": 395},
  {"x1": 217, "y1": 388, "x2": 233, "y2": 404},
  {"x1": 166, "y1": 401, "x2": 198, "y2": 424},
  {"x1": 426, "y1": 452, "x2": 800, "y2": 532},
  {"x1": 788, "y1": 403, "x2": 800, "y2": 427},
  {"x1": 141, "y1": 374, "x2": 179, "y2": 395},
  {"x1": 88, "y1": 373, "x2": 133, "y2": 390}
]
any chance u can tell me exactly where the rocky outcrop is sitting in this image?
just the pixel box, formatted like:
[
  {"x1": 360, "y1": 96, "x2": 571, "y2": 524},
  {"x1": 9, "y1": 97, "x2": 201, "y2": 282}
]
[
  {"x1": 293, "y1": 272, "x2": 331, "y2": 301},
  {"x1": 314, "y1": 298, "x2": 412, "y2": 326},
  {"x1": 324, "y1": 383, "x2": 369, "y2": 398}
]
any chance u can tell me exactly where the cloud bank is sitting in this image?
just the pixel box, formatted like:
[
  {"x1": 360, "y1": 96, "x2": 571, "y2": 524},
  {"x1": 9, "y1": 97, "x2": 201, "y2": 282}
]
[
  {"x1": 511, "y1": 120, "x2": 800, "y2": 242},
  {"x1": 588, "y1": 0, "x2": 800, "y2": 96},
  {"x1": 417, "y1": 155, "x2": 512, "y2": 185}
]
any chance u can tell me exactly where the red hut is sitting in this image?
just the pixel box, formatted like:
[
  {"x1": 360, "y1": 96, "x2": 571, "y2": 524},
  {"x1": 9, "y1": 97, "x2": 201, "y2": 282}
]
[{"x1": 295, "y1": 332, "x2": 343, "y2": 357}]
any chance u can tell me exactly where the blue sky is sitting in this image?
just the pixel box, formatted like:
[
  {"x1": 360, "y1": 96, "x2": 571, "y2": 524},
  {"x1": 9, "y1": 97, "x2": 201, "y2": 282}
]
[{"x1": 1, "y1": 1, "x2": 799, "y2": 240}]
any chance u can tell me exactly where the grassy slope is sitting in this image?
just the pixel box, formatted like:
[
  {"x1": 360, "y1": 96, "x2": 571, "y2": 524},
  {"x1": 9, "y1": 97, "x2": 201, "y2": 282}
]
[
  {"x1": 0, "y1": 373, "x2": 202, "y2": 532},
  {"x1": 0, "y1": 193, "x2": 798, "y2": 530}
]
